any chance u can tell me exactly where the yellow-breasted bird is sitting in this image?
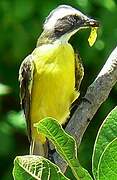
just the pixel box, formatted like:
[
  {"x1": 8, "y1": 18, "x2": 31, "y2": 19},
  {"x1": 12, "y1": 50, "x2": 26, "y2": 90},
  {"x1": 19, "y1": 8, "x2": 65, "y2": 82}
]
[{"x1": 19, "y1": 5, "x2": 99, "y2": 157}]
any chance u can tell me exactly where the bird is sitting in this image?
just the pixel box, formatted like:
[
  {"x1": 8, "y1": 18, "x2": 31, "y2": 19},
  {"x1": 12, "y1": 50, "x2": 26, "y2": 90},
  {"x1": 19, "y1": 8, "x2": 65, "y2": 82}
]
[{"x1": 19, "y1": 5, "x2": 99, "y2": 157}]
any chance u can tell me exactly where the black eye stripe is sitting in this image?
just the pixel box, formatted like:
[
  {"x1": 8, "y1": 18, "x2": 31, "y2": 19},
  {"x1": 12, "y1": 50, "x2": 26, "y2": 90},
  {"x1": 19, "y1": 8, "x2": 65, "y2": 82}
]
[
  {"x1": 54, "y1": 15, "x2": 82, "y2": 31},
  {"x1": 60, "y1": 15, "x2": 81, "y2": 23},
  {"x1": 55, "y1": 15, "x2": 82, "y2": 30},
  {"x1": 52, "y1": 14, "x2": 84, "y2": 39}
]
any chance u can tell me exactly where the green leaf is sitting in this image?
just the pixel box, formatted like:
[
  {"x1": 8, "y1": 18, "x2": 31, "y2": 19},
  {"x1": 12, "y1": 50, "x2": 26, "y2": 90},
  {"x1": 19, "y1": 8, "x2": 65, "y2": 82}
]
[
  {"x1": 0, "y1": 83, "x2": 11, "y2": 96},
  {"x1": 97, "y1": 137, "x2": 117, "y2": 180},
  {"x1": 13, "y1": 155, "x2": 69, "y2": 180},
  {"x1": 92, "y1": 106, "x2": 117, "y2": 179},
  {"x1": 35, "y1": 117, "x2": 93, "y2": 180}
]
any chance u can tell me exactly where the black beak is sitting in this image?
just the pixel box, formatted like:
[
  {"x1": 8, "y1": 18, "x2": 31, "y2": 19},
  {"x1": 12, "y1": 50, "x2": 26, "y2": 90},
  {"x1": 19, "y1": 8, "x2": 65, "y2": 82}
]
[{"x1": 84, "y1": 18, "x2": 100, "y2": 27}]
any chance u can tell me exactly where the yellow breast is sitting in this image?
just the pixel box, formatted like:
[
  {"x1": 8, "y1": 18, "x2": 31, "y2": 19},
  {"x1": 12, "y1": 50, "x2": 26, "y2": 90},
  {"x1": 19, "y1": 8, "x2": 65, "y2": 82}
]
[{"x1": 30, "y1": 43, "x2": 78, "y2": 142}]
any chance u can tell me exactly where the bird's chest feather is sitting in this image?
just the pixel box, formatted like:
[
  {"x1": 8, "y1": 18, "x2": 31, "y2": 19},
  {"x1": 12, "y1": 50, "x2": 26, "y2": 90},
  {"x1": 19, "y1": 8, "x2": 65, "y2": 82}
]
[
  {"x1": 31, "y1": 43, "x2": 77, "y2": 124},
  {"x1": 33, "y1": 43, "x2": 75, "y2": 94}
]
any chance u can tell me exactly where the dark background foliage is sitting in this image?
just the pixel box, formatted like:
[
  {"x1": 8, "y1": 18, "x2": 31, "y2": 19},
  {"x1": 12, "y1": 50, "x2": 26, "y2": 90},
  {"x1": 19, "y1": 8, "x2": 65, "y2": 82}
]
[{"x1": 0, "y1": 0, "x2": 116, "y2": 179}]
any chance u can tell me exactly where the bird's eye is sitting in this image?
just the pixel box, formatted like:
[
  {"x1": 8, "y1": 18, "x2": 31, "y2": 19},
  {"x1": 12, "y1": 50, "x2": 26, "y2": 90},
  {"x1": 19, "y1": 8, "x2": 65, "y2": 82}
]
[
  {"x1": 72, "y1": 15, "x2": 81, "y2": 25},
  {"x1": 61, "y1": 15, "x2": 81, "y2": 27}
]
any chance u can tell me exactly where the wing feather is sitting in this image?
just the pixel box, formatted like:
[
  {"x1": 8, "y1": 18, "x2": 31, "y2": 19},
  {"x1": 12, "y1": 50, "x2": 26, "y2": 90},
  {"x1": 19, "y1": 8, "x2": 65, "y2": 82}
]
[
  {"x1": 19, "y1": 55, "x2": 34, "y2": 142},
  {"x1": 75, "y1": 52, "x2": 84, "y2": 91}
]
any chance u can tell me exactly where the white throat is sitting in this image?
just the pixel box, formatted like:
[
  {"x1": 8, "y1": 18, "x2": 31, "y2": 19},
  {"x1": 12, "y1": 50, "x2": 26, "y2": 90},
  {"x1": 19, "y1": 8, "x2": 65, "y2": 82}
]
[{"x1": 54, "y1": 29, "x2": 78, "y2": 45}]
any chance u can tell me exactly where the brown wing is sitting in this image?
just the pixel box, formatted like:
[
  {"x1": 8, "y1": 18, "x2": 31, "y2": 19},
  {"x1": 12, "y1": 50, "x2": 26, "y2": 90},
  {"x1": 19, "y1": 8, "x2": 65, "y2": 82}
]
[
  {"x1": 75, "y1": 52, "x2": 84, "y2": 91},
  {"x1": 19, "y1": 55, "x2": 34, "y2": 142}
]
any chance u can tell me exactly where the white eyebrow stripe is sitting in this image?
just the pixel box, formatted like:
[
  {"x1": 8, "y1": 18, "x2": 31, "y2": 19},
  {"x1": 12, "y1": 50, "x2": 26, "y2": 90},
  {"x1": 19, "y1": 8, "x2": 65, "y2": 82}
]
[{"x1": 44, "y1": 5, "x2": 85, "y2": 30}]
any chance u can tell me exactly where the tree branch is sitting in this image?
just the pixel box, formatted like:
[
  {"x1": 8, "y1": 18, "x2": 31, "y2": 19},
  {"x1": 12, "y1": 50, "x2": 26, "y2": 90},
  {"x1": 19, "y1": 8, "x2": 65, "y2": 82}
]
[{"x1": 53, "y1": 46, "x2": 117, "y2": 172}]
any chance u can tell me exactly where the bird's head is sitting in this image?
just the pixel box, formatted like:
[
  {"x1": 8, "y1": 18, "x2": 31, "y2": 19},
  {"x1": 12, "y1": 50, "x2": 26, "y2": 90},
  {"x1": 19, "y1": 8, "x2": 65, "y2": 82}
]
[{"x1": 38, "y1": 5, "x2": 99, "y2": 45}]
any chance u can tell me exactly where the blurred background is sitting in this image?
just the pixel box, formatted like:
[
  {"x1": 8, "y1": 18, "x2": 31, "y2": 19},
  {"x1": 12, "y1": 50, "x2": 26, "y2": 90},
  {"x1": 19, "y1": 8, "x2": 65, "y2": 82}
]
[{"x1": 0, "y1": 0, "x2": 116, "y2": 179}]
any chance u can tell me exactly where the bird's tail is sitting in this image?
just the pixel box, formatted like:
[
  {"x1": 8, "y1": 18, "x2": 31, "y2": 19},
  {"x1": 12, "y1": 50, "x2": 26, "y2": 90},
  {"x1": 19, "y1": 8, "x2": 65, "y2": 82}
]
[{"x1": 30, "y1": 139, "x2": 48, "y2": 157}]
